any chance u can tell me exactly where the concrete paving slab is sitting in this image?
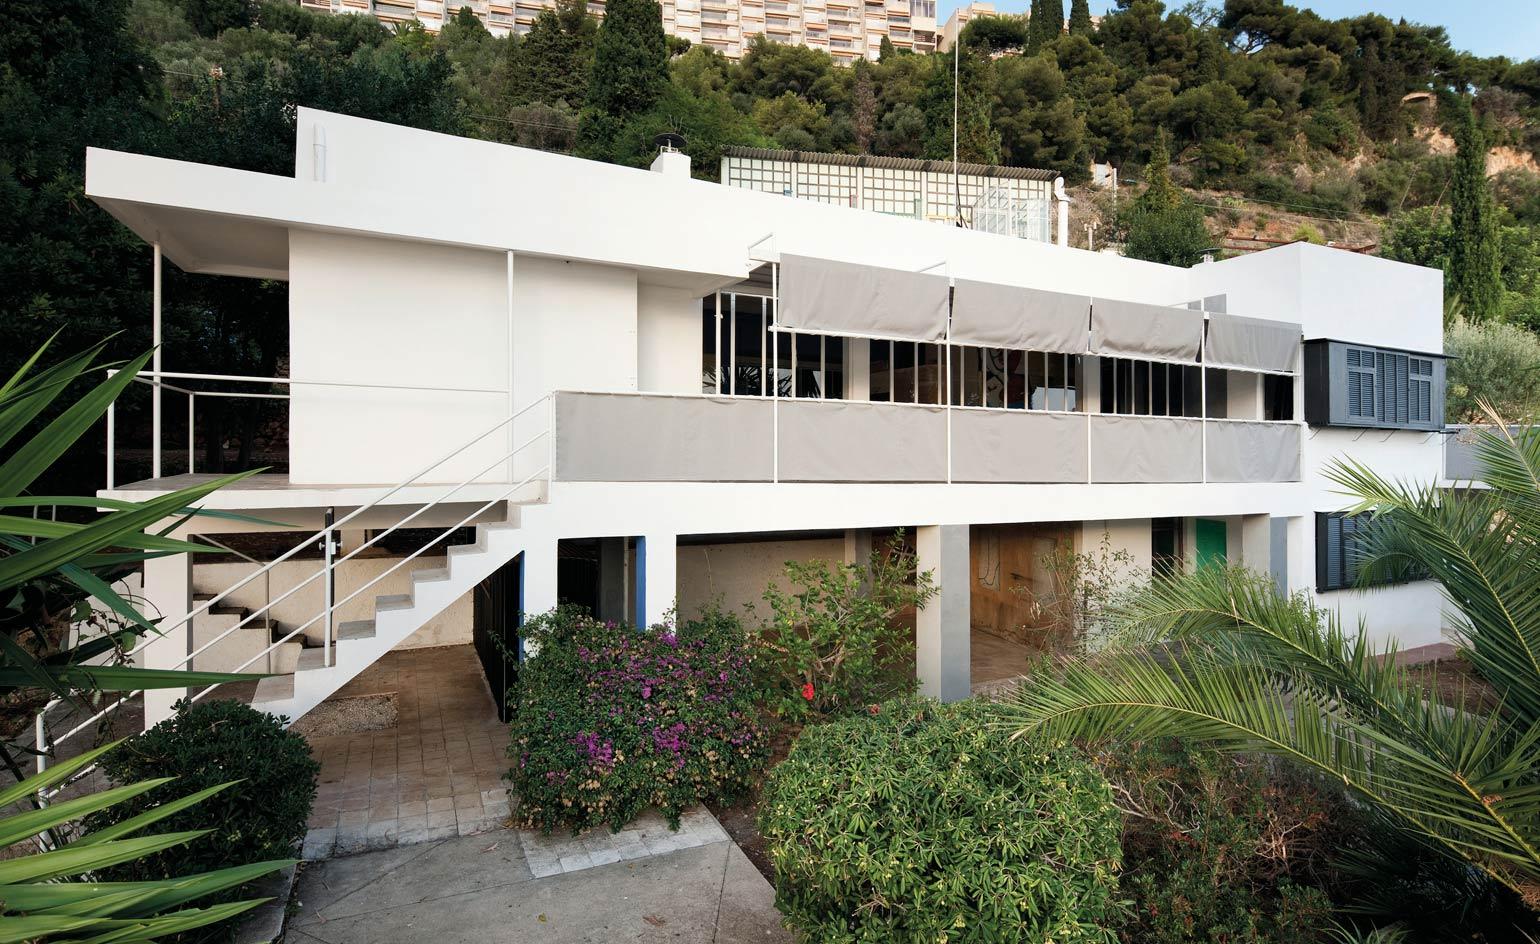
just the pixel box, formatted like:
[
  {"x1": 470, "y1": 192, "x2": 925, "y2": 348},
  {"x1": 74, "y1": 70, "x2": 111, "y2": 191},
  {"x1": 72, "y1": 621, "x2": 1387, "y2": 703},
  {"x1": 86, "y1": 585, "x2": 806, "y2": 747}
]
[
  {"x1": 288, "y1": 836, "x2": 789, "y2": 944},
  {"x1": 293, "y1": 833, "x2": 532, "y2": 926}
]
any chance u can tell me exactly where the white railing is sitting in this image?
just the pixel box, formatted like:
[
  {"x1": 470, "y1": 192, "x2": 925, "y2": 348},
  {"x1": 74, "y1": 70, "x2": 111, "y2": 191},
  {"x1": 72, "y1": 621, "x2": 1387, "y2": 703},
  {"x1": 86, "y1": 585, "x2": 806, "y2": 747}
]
[
  {"x1": 104, "y1": 370, "x2": 510, "y2": 488},
  {"x1": 36, "y1": 394, "x2": 553, "y2": 778}
]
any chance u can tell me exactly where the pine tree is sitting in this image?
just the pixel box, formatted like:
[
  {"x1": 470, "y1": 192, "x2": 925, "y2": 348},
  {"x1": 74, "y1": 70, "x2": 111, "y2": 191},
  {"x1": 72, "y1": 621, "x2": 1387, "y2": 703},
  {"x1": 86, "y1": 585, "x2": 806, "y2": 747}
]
[
  {"x1": 1137, "y1": 131, "x2": 1181, "y2": 211},
  {"x1": 1027, "y1": 0, "x2": 1063, "y2": 54},
  {"x1": 510, "y1": 0, "x2": 596, "y2": 109},
  {"x1": 1068, "y1": 0, "x2": 1093, "y2": 36},
  {"x1": 1449, "y1": 97, "x2": 1502, "y2": 321},
  {"x1": 578, "y1": 0, "x2": 668, "y2": 159},
  {"x1": 851, "y1": 61, "x2": 877, "y2": 153}
]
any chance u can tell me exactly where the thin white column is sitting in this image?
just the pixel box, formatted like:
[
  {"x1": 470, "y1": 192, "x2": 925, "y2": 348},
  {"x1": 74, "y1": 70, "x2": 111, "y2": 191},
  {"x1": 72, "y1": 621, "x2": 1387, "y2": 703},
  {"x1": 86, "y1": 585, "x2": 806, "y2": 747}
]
[
  {"x1": 915, "y1": 524, "x2": 970, "y2": 702},
  {"x1": 846, "y1": 338, "x2": 871, "y2": 400},
  {"x1": 141, "y1": 547, "x2": 192, "y2": 728},
  {"x1": 635, "y1": 533, "x2": 678, "y2": 629},
  {"x1": 519, "y1": 535, "x2": 559, "y2": 659},
  {"x1": 152, "y1": 242, "x2": 162, "y2": 480},
  {"x1": 1239, "y1": 514, "x2": 1271, "y2": 572}
]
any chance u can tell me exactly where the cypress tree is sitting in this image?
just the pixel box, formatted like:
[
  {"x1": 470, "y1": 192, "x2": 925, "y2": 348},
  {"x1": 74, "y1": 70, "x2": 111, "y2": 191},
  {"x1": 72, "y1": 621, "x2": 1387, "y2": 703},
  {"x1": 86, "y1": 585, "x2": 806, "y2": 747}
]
[
  {"x1": 578, "y1": 0, "x2": 668, "y2": 159},
  {"x1": 1027, "y1": 0, "x2": 1062, "y2": 54},
  {"x1": 1449, "y1": 97, "x2": 1502, "y2": 321},
  {"x1": 1068, "y1": 0, "x2": 1093, "y2": 36}
]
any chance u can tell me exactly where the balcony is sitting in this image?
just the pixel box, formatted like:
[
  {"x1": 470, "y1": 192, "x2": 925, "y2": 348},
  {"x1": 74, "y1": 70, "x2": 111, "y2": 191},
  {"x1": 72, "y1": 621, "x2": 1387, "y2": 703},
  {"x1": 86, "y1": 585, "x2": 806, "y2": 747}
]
[{"x1": 550, "y1": 393, "x2": 1301, "y2": 485}]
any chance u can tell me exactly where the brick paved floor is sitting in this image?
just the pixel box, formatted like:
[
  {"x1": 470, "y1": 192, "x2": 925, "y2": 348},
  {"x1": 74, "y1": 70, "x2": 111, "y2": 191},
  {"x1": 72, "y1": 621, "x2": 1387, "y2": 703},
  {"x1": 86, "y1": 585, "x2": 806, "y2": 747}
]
[{"x1": 300, "y1": 644, "x2": 511, "y2": 859}]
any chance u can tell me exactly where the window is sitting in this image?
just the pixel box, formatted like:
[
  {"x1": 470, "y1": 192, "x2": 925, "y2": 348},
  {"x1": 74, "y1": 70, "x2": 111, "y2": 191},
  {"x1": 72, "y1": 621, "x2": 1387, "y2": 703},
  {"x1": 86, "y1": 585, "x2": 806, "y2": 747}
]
[
  {"x1": 1099, "y1": 358, "x2": 1199, "y2": 417},
  {"x1": 1316, "y1": 512, "x2": 1371, "y2": 592},
  {"x1": 704, "y1": 292, "x2": 844, "y2": 399},
  {"x1": 1264, "y1": 374, "x2": 1294, "y2": 421},
  {"x1": 1305, "y1": 340, "x2": 1444, "y2": 431},
  {"x1": 1315, "y1": 512, "x2": 1423, "y2": 591}
]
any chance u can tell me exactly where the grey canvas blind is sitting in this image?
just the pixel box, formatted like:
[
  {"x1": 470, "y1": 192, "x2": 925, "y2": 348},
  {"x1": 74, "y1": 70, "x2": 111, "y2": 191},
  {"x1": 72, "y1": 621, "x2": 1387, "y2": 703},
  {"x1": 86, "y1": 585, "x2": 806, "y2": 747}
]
[
  {"x1": 949, "y1": 410, "x2": 1088, "y2": 483},
  {"x1": 777, "y1": 400, "x2": 947, "y2": 482},
  {"x1": 1205, "y1": 421, "x2": 1300, "y2": 483},
  {"x1": 554, "y1": 393, "x2": 774, "y2": 482},
  {"x1": 950, "y1": 281, "x2": 1090, "y2": 353},
  {"x1": 778, "y1": 254, "x2": 950, "y2": 342},
  {"x1": 1205, "y1": 314, "x2": 1300, "y2": 373},
  {"x1": 1089, "y1": 416, "x2": 1203, "y2": 483},
  {"x1": 1090, "y1": 298, "x2": 1204, "y2": 362}
]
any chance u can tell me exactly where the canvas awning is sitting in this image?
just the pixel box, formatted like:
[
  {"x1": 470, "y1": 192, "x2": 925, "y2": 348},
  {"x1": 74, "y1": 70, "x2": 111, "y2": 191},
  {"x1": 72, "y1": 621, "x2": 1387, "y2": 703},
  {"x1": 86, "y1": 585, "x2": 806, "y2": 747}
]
[
  {"x1": 777, "y1": 254, "x2": 950, "y2": 342},
  {"x1": 950, "y1": 281, "x2": 1089, "y2": 353},
  {"x1": 1090, "y1": 298, "x2": 1204, "y2": 363}
]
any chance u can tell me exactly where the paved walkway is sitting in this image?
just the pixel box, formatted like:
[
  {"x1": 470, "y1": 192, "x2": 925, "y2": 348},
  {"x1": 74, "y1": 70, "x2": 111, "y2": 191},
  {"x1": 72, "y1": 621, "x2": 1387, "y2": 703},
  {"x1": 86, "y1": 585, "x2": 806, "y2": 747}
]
[
  {"x1": 302, "y1": 645, "x2": 510, "y2": 859},
  {"x1": 288, "y1": 823, "x2": 790, "y2": 943}
]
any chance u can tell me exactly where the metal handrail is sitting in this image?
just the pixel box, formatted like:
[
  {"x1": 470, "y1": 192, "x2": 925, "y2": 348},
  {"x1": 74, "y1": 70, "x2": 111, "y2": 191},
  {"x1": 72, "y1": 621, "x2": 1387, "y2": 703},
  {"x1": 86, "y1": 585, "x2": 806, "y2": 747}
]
[
  {"x1": 38, "y1": 395, "x2": 553, "y2": 763},
  {"x1": 106, "y1": 368, "x2": 511, "y2": 488},
  {"x1": 184, "y1": 460, "x2": 551, "y2": 704}
]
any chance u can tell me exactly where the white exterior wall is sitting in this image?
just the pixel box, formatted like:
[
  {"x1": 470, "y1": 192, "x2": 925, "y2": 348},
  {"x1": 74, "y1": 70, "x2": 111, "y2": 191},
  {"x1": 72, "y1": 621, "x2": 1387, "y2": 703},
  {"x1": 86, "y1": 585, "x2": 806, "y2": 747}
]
[
  {"x1": 676, "y1": 537, "x2": 845, "y2": 622},
  {"x1": 638, "y1": 285, "x2": 701, "y2": 394},
  {"x1": 288, "y1": 230, "x2": 509, "y2": 485},
  {"x1": 1191, "y1": 245, "x2": 1447, "y2": 648}
]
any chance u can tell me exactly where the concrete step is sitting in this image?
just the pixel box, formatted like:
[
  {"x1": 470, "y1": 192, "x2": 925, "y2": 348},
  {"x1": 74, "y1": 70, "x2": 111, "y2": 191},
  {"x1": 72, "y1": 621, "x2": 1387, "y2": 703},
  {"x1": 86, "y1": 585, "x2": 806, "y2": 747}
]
[
  {"x1": 375, "y1": 594, "x2": 413, "y2": 612},
  {"x1": 271, "y1": 639, "x2": 303, "y2": 675},
  {"x1": 413, "y1": 567, "x2": 450, "y2": 583},
  {"x1": 251, "y1": 673, "x2": 294, "y2": 705},
  {"x1": 337, "y1": 619, "x2": 376, "y2": 641},
  {"x1": 296, "y1": 647, "x2": 333, "y2": 673}
]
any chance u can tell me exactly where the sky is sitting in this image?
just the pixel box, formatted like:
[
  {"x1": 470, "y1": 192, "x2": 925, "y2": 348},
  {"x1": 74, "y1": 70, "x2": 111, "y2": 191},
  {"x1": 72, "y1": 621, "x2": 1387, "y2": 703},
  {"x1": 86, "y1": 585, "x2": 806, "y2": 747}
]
[{"x1": 937, "y1": 1, "x2": 1540, "y2": 62}]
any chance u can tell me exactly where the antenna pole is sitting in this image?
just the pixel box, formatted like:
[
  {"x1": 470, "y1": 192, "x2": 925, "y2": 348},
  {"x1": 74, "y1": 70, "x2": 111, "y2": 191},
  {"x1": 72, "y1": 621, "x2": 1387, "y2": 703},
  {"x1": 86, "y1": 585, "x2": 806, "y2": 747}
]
[{"x1": 952, "y1": 44, "x2": 961, "y2": 224}]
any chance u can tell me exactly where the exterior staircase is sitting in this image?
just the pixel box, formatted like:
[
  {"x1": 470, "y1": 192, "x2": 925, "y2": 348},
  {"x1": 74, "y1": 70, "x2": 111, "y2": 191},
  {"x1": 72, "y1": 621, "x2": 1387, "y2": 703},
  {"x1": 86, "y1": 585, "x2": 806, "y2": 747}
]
[{"x1": 246, "y1": 507, "x2": 528, "y2": 723}]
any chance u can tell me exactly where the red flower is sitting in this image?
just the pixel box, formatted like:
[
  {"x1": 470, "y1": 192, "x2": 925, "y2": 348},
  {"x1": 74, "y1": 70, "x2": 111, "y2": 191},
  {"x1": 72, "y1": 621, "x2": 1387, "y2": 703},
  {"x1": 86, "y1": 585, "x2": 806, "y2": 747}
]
[{"x1": 801, "y1": 682, "x2": 815, "y2": 702}]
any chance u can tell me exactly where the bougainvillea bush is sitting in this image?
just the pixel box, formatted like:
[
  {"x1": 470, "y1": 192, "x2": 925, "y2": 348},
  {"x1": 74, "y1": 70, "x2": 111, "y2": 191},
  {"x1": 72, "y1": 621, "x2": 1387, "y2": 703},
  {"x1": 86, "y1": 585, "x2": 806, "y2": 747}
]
[
  {"x1": 508, "y1": 606, "x2": 768, "y2": 834},
  {"x1": 759, "y1": 697, "x2": 1122, "y2": 944}
]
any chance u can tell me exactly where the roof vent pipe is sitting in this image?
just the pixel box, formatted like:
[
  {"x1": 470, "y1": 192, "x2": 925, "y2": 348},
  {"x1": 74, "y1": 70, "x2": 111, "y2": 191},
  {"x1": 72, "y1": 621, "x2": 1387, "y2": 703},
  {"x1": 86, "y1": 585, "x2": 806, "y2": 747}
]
[
  {"x1": 651, "y1": 132, "x2": 690, "y2": 179},
  {"x1": 1053, "y1": 177, "x2": 1069, "y2": 249},
  {"x1": 312, "y1": 124, "x2": 327, "y2": 183}
]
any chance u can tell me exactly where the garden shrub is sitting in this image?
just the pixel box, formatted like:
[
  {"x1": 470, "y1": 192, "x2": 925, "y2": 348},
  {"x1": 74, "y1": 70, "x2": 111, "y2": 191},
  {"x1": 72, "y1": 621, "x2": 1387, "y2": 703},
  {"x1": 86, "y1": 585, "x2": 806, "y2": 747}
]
[
  {"x1": 508, "y1": 605, "x2": 766, "y2": 834},
  {"x1": 1445, "y1": 317, "x2": 1540, "y2": 422},
  {"x1": 752, "y1": 533, "x2": 935, "y2": 722},
  {"x1": 1098, "y1": 739, "x2": 1344, "y2": 944},
  {"x1": 89, "y1": 698, "x2": 319, "y2": 883},
  {"x1": 759, "y1": 698, "x2": 1122, "y2": 944}
]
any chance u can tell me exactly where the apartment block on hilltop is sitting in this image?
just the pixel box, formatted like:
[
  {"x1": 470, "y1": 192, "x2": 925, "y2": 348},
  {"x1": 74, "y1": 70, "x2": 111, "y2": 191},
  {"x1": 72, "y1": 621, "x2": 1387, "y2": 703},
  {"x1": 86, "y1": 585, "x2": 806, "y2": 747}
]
[
  {"x1": 76, "y1": 109, "x2": 1451, "y2": 750},
  {"x1": 299, "y1": 0, "x2": 937, "y2": 60}
]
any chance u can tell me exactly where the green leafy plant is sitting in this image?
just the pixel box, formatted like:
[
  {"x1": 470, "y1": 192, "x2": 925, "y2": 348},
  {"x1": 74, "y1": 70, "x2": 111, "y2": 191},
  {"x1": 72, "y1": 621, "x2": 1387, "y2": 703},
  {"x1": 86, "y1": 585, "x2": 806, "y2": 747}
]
[
  {"x1": 751, "y1": 533, "x2": 936, "y2": 721},
  {"x1": 1003, "y1": 413, "x2": 1540, "y2": 931},
  {"x1": 759, "y1": 697, "x2": 1122, "y2": 944},
  {"x1": 0, "y1": 336, "x2": 258, "y2": 712},
  {"x1": 1444, "y1": 318, "x2": 1540, "y2": 422},
  {"x1": 508, "y1": 606, "x2": 766, "y2": 834},
  {"x1": 0, "y1": 740, "x2": 291, "y2": 943},
  {"x1": 86, "y1": 699, "x2": 319, "y2": 886},
  {"x1": 1101, "y1": 739, "x2": 1342, "y2": 944}
]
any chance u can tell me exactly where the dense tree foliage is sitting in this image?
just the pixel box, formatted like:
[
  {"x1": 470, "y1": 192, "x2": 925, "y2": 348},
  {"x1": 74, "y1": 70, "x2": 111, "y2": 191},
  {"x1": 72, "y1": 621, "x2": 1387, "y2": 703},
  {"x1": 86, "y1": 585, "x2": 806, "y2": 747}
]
[{"x1": 1450, "y1": 95, "x2": 1504, "y2": 321}]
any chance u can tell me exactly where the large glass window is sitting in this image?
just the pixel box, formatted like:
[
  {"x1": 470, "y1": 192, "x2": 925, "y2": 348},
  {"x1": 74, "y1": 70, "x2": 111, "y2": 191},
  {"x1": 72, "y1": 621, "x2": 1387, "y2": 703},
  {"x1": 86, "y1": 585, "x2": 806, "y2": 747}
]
[
  {"x1": 1100, "y1": 357, "x2": 1200, "y2": 417},
  {"x1": 702, "y1": 291, "x2": 848, "y2": 399}
]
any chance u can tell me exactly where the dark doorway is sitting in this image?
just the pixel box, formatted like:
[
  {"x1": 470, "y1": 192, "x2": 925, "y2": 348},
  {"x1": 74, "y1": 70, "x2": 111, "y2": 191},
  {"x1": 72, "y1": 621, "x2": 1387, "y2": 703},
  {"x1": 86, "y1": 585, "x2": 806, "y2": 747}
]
[
  {"x1": 557, "y1": 538, "x2": 601, "y2": 615},
  {"x1": 473, "y1": 553, "x2": 522, "y2": 722},
  {"x1": 1152, "y1": 517, "x2": 1182, "y2": 577}
]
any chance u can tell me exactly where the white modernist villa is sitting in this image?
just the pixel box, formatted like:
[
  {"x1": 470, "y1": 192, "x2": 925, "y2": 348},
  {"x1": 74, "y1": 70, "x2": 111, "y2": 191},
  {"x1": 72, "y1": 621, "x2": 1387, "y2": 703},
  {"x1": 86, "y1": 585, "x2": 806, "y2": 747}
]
[{"x1": 78, "y1": 108, "x2": 1451, "y2": 730}]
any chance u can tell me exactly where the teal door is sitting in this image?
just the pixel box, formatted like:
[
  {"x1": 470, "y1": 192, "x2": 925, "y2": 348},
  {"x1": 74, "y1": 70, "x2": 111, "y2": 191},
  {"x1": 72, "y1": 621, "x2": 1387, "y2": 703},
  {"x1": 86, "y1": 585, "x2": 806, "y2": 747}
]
[{"x1": 1195, "y1": 519, "x2": 1227, "y2": 571}]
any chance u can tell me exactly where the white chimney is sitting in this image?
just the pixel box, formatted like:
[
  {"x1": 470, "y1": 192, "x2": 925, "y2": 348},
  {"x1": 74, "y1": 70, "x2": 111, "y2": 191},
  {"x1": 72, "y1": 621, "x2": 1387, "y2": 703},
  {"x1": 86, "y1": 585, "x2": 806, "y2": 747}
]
[
  {"x1": 650, "y1": 132, "x2": 690, "y2": 179},
  {"x1": 651, "y1": 149, "x2": 691, "y2": 179}
]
